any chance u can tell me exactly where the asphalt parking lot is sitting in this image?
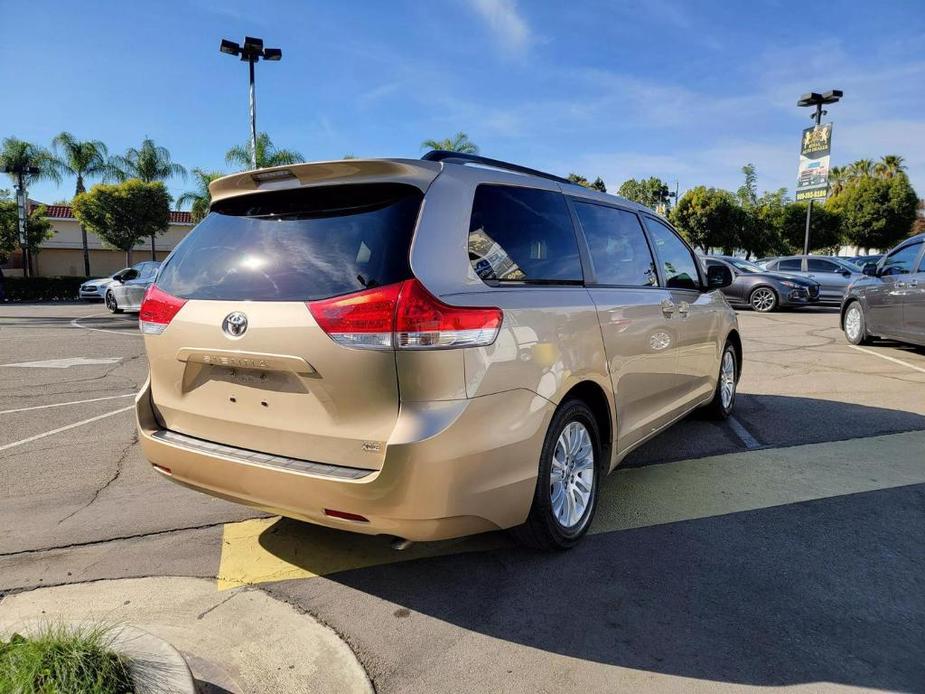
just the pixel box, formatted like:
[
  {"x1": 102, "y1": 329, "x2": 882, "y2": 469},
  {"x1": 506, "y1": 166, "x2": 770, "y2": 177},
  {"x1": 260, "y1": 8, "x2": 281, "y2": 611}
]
[{"x1": 1, "y1": 302, "x2": 924, "y2": 693}]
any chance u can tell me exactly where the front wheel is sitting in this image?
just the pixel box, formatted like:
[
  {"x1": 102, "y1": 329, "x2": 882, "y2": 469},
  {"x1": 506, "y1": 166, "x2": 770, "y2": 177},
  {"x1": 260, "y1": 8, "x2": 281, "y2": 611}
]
[
  {"x1": 105, "y1": 290, "x2": 123, "y2": 314},
  {"x1": 703, "y1": 342, "x2": 738, "y2": 420},
  {"x1": 843, "y1": 301, "x2": 871, "y2": 345},
  {"x1": 749, "y1": 286, "x2": 778, "y2": 312},
  {"x1": 511, "y1": 400, "x2": 601, "y2": 550}
]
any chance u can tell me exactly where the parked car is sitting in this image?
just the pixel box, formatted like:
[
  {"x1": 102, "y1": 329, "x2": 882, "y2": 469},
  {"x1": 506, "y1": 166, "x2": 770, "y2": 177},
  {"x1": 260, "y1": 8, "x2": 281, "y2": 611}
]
[
  {"x1": 841, "y1": 233, "x2": 925, "y2": 347},
  {"x1": 134, "y1": 152, "x2": 741, "y2": 550},
  {"x1": 703, "y1": 256, "x2": 820, "y2": 312},
  {"x1": 105, "y1": 261, "x2": 161, "y2": 313},
  {"x1": 761, "y1": 255, "x2": 863, "y2": 302},
  {"x1": 850, "y1": 255, "x2": 883, "y2": 275},
  {"x1": 79, "y1": 268, "x2": 131, "y2": 301}
]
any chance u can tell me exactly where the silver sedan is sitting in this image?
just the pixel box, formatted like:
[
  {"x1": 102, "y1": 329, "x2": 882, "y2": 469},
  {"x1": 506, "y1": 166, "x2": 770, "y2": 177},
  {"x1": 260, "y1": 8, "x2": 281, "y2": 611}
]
[{"x1": 105, "y1": 261, "x2": 161, "y2": 313}]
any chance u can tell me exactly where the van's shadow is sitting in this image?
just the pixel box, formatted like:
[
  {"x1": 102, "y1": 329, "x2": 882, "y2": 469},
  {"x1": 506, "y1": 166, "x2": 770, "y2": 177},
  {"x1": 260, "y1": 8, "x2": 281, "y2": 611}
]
[{"x1": 258, "y1": 395, "x2": 925, "y2": 691}]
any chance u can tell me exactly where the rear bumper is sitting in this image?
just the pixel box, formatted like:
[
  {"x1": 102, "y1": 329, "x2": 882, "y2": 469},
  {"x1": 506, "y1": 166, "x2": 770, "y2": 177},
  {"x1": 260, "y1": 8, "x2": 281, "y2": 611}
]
[{"x1": 136, "y1": 379, "x2": 553, "y2": 541}]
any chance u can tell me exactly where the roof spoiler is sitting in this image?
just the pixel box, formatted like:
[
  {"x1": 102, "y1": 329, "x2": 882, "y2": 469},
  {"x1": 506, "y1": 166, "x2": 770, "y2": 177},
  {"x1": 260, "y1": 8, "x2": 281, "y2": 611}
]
[{"x1": 209, "y1": 158, "x2": 441, "y2": 206}]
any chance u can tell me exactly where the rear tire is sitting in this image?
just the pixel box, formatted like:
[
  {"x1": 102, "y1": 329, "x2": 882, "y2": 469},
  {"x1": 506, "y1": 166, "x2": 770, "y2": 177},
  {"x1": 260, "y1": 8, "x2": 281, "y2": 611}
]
[
  {"x1": 511, "y1": 400, "x2": 601, "y2": 551},
  {"x1": 703, "y1": 342, "x2": 738, "y2": 420},
  {"x1": 843, "y1": 300, "x2": 871, "y2": 345},
  {"x1": 105, "y1": 290, "x2": 123, "y2": 314},
  {"x1": 749, "y1": 286, "x2": 778, "y2": 312}
]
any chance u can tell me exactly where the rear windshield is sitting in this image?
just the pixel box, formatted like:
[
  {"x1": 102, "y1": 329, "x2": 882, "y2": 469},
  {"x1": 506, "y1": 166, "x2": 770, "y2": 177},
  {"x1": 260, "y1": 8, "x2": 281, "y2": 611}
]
[{"x1": 155, "y1": 183, "x2": 422, "y2": 301}]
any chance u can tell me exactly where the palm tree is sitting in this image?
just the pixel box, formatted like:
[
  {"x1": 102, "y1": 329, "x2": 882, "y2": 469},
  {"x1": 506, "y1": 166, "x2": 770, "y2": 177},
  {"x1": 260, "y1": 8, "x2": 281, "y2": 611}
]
[
  {"x1": 828, "y1": 165, "x2": 848, "y2": 196},
  {"x1": 421, "y1": 131, "x2": 479, "y2": 154},
  {"x1": 111, "y1": 138, "x2": 186, "y2": 259},
  {"x1": 1, "y1": 137, "x2": 61, "y2": 277},
  {"x1": 875, "y1": 154, "x2": 906, "y2": 179},
  {"x1": 176, "y1": 169, "x2": 224, "y2": 223},
  {"x1": 225, "y1": 132, "x2": 304, "y2": 171},
  {"x1": 51, "y1": 132, "x2": 112, "y2": 275},
  {"x1": 848, "y1": 159, "x2": 875, "y2": 179},
  {"x1": 111, "y1": 137, "x2": 186, "y2": 183}
]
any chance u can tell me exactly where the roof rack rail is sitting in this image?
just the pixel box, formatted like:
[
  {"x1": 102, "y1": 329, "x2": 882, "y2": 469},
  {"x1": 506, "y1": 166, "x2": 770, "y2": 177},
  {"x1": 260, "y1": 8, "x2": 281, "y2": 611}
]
[{"x1": 421, "y1": 150, "x2": 573, "y2": 185}]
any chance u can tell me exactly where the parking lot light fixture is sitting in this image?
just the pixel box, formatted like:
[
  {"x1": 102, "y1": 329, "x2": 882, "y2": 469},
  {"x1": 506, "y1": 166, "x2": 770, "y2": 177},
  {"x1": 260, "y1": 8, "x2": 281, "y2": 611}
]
[
  {"x1": 797, "y1": 88, "x2": 843, "y2": 255},
  {"x1": 219, "y1": 36, "x2": 283, "y2": 170}
]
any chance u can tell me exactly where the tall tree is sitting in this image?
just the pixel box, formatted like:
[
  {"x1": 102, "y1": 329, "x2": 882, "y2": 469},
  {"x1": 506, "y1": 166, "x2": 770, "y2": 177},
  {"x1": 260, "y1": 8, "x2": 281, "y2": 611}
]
[
  {"x1": 421, "y1": 131, "x2": 479, "y2": 154},
  {"x1": 0, "y1": 137, "x2": 61, "y2": 276},
  {"x1": 826, "y1": 173, "x2": 918, "y2": 251},
  {"x1": 51, "y1": 132, "x2": 112, "y2": 275},
  {"x1": 735, "y1": 163, "x2": 758, "y2": 208},
  {"x1": 225, "y1": 132, "x2": 304, "y2": 171},
  {"x1": 72, "y1": 180, "x2": 171, "y2": 266},
  {"x1": 567, "y1": 173, "x2": 607, "y2": 192},
  {"x1": 176, "y1": 169, "x2": 224, "y2": 223},
  {"x1": 670, "y1": 186, "x2": 743, "y2": 253},
  {"x1": 780, "y1": 202, "x2": 842, "y2": 252},
  {"x1": 828, "y1": 166, "x2": 849, "y2": 196},
  {"x1": 874, "y1": 154, "x2": 906, "y2": 179},
  {"x1": 1, "y1": 194, "x2": 55, "y2": 267},
  {"x1": 111, "y1": 138, "x2": 185, "y2": 259},
  {"x1": 848, "y1": 159, "x2": 875, "y2": 179},
  {"x1": 618, "y1": 177, "x2": 671, "y2": 211}
]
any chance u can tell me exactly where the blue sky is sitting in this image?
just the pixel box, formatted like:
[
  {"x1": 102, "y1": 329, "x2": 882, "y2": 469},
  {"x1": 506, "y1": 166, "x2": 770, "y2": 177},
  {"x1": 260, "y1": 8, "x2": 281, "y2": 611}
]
[{"x1": 3, "y1": 0, "x2": 924, "y2": 206}]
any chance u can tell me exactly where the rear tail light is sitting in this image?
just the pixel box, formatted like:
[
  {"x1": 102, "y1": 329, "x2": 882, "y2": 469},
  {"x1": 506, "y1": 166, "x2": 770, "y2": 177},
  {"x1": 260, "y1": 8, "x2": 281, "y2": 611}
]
[
  {"x1": 139, "y1": 285, "x2": 188, "y2": 335},
  {"x1": 308, "y1": 279, "x2": 502, "y2": 351}
]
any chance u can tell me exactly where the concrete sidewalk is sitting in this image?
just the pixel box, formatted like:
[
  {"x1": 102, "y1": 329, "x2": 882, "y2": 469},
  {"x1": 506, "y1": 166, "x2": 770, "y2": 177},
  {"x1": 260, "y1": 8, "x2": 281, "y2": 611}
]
[{"x1": 0, "y1": 576, "x2": 372, "y2": 694}]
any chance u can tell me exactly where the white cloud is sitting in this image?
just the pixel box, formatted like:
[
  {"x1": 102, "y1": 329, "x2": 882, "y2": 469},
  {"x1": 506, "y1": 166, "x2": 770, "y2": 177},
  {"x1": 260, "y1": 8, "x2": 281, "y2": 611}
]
[{"x1": 469, "y1": 0, "x2": 531, "y2": 57}]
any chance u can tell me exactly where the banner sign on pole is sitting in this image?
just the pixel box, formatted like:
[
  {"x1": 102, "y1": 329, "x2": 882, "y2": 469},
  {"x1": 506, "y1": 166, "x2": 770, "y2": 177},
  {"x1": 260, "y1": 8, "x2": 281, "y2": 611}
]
[{"x1": 795, "y1": 123, "x2": 833, "y2": 201}]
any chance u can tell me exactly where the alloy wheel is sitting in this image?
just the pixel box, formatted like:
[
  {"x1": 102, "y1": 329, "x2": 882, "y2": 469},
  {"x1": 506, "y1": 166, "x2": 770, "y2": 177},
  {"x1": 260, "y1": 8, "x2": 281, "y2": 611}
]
[
  {"x1": 550, "y1": 421, "x2": 595, "y2": 529},
  {"x1": 750, "y1": 288, "x2": 776, "y2": 312},
  {"x1": 845, "y1": 305, "x2": 862, "y2": 342},
  {"x1": 720, "y1": 349, "x2": 736, "y2": 410}
]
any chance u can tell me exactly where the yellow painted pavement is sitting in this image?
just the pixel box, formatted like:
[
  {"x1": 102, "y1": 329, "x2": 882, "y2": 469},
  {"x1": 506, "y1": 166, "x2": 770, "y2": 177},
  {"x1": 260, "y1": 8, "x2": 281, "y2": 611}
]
[{"x1": 217, "y1": 430, "x2": 925, "y2": 590}]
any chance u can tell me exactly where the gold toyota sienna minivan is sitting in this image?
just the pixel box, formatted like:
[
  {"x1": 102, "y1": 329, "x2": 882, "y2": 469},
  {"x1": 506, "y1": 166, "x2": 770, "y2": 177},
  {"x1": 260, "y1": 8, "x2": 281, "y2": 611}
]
[{"x1": 136, "y1": 151, "x2": 740, "y2": 549}]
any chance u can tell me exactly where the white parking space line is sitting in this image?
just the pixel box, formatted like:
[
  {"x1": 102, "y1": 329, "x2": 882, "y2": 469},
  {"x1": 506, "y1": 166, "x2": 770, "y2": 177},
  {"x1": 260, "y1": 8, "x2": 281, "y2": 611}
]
[
  {"x1": 850, "y1": 345, "x2": 925, "y2": 375},
  {"x1": 0, "y1": 406, "x2": 134, "y2": 453},
  {"x1": 0, "y1": 393, "x2": 135, "y2": 415},
  {"x1": 727, "y1": 416, "x2": 761, "y2": 449},
  {"x1": 70, "y1": 314, "x2": 141, "y2": 337},
  {"x1": 1, "y1": 357, "x2": 121, "y2": 369}
]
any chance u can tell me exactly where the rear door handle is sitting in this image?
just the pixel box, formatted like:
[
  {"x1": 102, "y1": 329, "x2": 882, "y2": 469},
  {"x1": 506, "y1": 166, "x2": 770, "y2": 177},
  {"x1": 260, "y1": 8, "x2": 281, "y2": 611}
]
[
  {"x1": 910, "y1": 279, "x2": 919, "y2": 287},
  {"x1": 660, "y1": 299, "x2": 676, "y2": 317},
  {"x1": 677, "y1": 301, "x2": 690, "y2": 317},
  {"x1": 896, "y1": 281, "x2": 908, "y2": 289}
]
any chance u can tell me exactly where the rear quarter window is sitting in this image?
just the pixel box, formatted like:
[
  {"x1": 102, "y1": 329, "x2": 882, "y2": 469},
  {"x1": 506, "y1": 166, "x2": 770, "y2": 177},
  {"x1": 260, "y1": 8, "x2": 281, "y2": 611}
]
[
  {"x1": 155, "y1": 183, "x2": 422, "y2": 301},
  {"x1": 468, "y1": 185, "x2": 582, "y2": 284}
]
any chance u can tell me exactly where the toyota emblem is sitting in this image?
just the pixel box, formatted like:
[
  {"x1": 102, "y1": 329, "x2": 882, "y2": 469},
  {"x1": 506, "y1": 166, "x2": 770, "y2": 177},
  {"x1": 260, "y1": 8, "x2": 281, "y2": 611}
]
[{"x1": 222, "y1": 312, "x2": 248, "y2": 338}]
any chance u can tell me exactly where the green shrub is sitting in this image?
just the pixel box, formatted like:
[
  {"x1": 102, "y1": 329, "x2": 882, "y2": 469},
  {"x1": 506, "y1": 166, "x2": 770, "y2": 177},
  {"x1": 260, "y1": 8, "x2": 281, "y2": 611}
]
[
  {"x1": 0, "y1": 623, "x2": 133, "y2": 694},
  {"x1": 2, "y1": 277, "x2": 87, "y2": 302}
]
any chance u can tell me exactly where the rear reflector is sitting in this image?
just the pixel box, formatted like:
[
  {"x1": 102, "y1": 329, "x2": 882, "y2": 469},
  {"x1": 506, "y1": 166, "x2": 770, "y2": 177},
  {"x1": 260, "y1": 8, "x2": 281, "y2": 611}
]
[
  {"x1": 324, "y1": 508, "x2": 369, "y2": 522},
  {"x1": 307, "y1": 279, "x2": 501, "y2": 351},
  {"x1": 139, "y1": 285, "x2": 188, "y2": 335}
]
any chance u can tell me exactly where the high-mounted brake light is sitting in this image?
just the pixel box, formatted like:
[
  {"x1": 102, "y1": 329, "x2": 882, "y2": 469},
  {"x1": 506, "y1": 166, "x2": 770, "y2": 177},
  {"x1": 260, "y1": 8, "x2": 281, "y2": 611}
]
[
  {"x1": 307, "y1": 279, "x2": 502, "y2": 351},
  {"x1": 139, "y1": 285, "x2": 188, "y2": 335}
]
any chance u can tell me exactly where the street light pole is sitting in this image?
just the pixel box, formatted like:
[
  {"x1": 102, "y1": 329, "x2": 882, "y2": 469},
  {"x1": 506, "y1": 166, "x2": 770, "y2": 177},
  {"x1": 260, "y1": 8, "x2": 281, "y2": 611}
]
[
  {"x1": 797, "y1": 90, "x2": 842, "y2": 256},
  {"x1": 220, "y1": 37, "x2": 283, "y2": 171},
  {"x1": 248, "y1": 57, "x2": 258, "y2": 170}
]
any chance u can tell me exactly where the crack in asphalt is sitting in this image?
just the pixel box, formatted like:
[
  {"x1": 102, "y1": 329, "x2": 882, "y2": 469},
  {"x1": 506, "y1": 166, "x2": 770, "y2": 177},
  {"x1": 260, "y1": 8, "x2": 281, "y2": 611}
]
[
  {"x1": 55, "y1": 432, "x2": 139, "y2": 526},
  {"x1": 0, "y1": 520, "x2": 235, "y2": 558}
]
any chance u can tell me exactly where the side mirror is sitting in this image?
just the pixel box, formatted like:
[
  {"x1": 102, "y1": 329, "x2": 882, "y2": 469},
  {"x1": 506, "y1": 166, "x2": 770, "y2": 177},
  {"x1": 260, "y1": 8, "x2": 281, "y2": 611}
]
[
  {"x1": 841, "y1": 269, "x2": 852, "y2": 277},
  {"x1": 706, "y1": 264, "x2": 733, "y2": 290},
  {"x1": 862, "y1": 265, "x2": 877, "y2": 277}
]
